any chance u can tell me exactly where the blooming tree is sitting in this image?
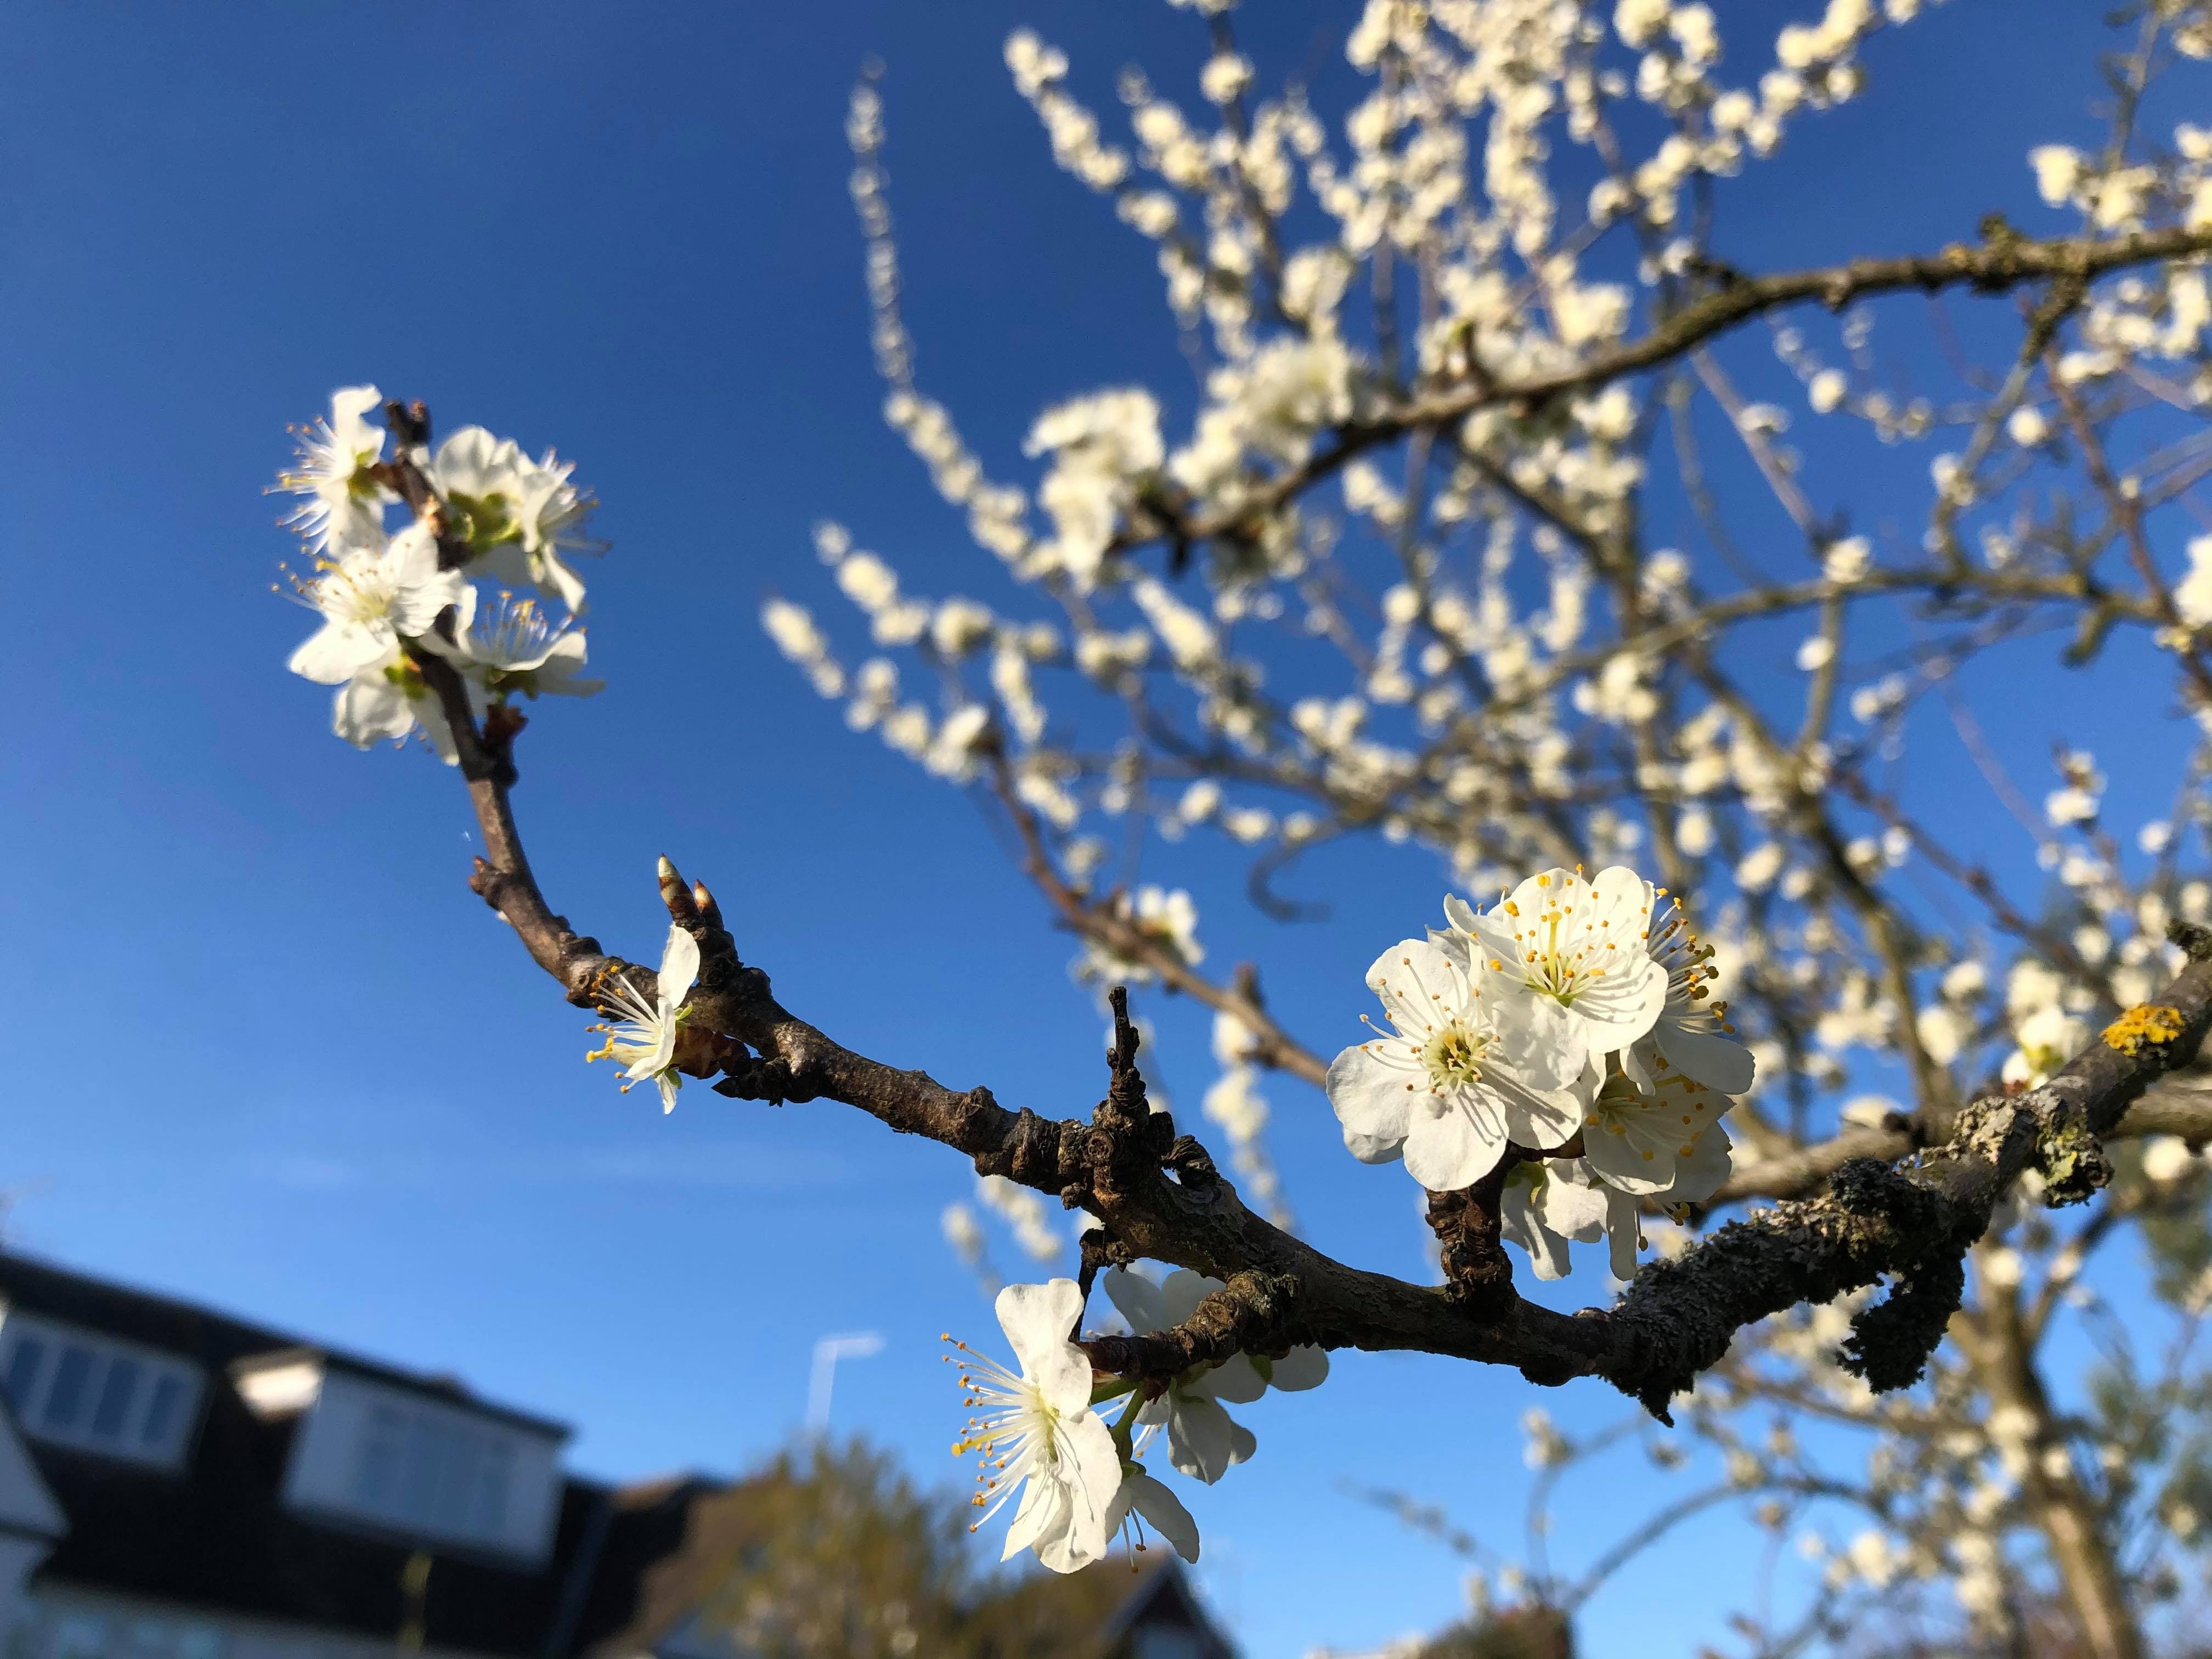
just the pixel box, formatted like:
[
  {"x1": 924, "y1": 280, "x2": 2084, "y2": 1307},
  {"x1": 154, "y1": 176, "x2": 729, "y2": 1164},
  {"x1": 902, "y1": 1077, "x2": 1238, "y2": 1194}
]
[{"x1": 275, "y1": 0, "x2": 2212, "y2": 1649}]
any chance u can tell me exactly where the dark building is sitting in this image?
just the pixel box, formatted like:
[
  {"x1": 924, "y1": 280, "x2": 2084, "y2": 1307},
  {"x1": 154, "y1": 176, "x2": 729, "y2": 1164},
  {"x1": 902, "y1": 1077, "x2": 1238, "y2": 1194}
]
[{"x1": 0, "y1": 1252, "x2": 1233, "y2": 1659}]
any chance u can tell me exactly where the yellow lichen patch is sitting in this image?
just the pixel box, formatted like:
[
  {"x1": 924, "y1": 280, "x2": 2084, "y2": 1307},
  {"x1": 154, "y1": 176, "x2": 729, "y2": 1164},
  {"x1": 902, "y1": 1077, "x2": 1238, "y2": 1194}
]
[{"x1": 2102, "y1": 1003, "x2": 2186, "y2": 1056}]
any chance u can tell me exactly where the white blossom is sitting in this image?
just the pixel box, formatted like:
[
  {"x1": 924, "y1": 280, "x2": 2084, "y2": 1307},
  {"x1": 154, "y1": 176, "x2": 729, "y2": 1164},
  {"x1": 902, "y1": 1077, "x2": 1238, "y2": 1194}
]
[
  {"x1": 584, "y1": 917, "x2": 700, "y2": 1113},
  {"x1": 947, "y1": 1278, "x2": 1121, "y2": 1572},
  {"x1": 429, "y1": 426, "x2": 595, "y2": 612},
  {"x1": 1444, "y1": 867, "x2": 1669, "y2": 1080},
  {"x1": 274, "y1": 385, "x2": 392, "y2": 552},
  {"x1": 1327, "y1": 935, "x2": 1583, "y2": 1191},
  {"x1": 1104, "y1": 1267, "x2": 1325, "y2": 1484}
]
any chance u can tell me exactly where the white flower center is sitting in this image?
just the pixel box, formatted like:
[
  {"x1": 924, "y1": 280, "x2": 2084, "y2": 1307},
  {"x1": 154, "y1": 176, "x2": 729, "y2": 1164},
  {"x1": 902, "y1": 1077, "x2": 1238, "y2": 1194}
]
[
  {"x1": 471, "y1": 592, "x2": 565, "y2": 675},
  {"x1": 1421, "y1": 1020, "x2": 1493, "y2": 1091},
  {"x1": 324, "y1": 561, "x2": 399, "y2": 627},
  {"x1": 1492, "y1": 879, "x2": 1625, "y2": 1007},
  {"x1": 1585, "y1": 1073, "x2": 1707, "y2": 1163}
]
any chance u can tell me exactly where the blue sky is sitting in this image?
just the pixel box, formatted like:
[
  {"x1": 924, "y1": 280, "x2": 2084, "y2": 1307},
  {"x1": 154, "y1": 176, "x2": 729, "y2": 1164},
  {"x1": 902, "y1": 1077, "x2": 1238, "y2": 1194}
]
[{"x1": 0, "y1": 2, "x2": 2193, "y2": 1654}]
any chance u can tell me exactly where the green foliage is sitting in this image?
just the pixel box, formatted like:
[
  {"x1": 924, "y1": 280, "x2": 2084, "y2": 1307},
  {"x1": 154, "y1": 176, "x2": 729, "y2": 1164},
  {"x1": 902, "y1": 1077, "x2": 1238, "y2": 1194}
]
[
  {"x1": 690, "y1": 1438, "x2": 1181, "y2": 1659},
  {"x1": 1416, "y1": 1604, "x2": 1575, "y2": 1659}
]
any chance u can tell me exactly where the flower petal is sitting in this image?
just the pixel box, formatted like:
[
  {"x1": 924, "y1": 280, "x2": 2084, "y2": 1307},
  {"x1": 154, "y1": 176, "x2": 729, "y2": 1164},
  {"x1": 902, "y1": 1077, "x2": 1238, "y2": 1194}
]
[
  {"x1": 290, "y1": 622, "x2": 391, "y2": 686},
  {"x1": 1102, "y1": 1267, "x2": 1167, "y2": 1335},
  {"x1": 1555, "y1": 953, "x2": 1666, "y2": 1053},
  {"x1": 1326, "y1": 1044, "x2": 1417, "y2": 1164},
  {"x1": 1401, "y1": 1091, "x2": 1509, "y2": 1192},
  {"x1": 332, "y1": 672, "x2": 412, "y2": 748},
  {"x1": 1579, "y1": 1110, "x2": 1676, "y2": 1195},
  {"x1": 1493, "y1": 1074, "x2": 1585, "y2": 1150},
  {"x1": 1034, "y1": 1409, "x2": 1120, "y2": 1571},
  {"x1": 1488, "y1": 992, "x2": 1582, "y2": 1088},
  {"x1": 1166, "y1": 1393, "x2": 1245, "y2": 1484},
  {"x1": 1156, "y1": 1268, "x2": 1221, "y2": 1329},
  {"x1": 658, "y1": 924, "x2": 701, "y2": 1011},
  {"x1": 1663, "y1": 1120, "x2": 1734, "y2": 1204},
  {"x1": 996, "y1": 1279, "x2": 1093, "y2": 1414},
  {"x1": 1534, "y1": 1161, "x2": 1611, "y2": 1241},
  {"x1": 1502, "y1": 1172, "x2": 1573, "y2": 1280},
  {"x1": 1262, "y1": 1346, "x2": 1328, "y2": 1391},
  {"x1": 1602, "y1": 1184, "x2": 1643, "y2": 1280},
  {"x1": 1656, "y1": 1020, "x2": 1756, "y2": 1094},
  {"x1": 1119, "y1": 1470, "x2": 1201, "y2": 1564},
  {"x1": 1196, "y1": 1352, "x2": 1266, "y2": 1405},
  {"x1": 1364, "y1": 938, "x2": 1468, "y2": 1041},
  {"x1": 1002, "y1": 1471, "x2": 1066, "y2": 1564}
]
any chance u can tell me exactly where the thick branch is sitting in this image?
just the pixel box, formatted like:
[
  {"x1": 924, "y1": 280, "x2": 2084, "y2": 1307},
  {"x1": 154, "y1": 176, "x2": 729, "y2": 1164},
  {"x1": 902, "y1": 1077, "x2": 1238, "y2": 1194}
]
[{"x1": 450, "y1": 719, "x2": 2212, "y2": 1415}]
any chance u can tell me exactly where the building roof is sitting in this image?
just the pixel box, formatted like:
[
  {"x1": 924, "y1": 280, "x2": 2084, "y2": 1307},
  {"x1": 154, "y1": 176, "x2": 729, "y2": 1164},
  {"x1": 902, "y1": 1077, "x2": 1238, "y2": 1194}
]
[{"x1": 0, "y1": 1254, "x2": 568, "y2": 1437}]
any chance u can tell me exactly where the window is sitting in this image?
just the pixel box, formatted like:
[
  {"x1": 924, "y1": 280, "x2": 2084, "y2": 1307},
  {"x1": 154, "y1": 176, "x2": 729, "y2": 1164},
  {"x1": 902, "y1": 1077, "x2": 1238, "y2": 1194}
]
[
  {"x1": 44, "y1": 1347, "x2": 92, "y2": 1431},
  {"x1": 142, "y1": 1373, "x2": 187, "y2": 1447},
  {"x1": 281, "y1": 1369, "x2": 565, "y2": 1562},
  {"x1": 3, "y1": 1336, "x2": 46, "y2": 1411},
  {"x1": 0, "y1": 1311, "x2": 202, "y2": 1468},
  {"x1": 341, "y1": 1397, "x2": 521, "y2": 1548}
]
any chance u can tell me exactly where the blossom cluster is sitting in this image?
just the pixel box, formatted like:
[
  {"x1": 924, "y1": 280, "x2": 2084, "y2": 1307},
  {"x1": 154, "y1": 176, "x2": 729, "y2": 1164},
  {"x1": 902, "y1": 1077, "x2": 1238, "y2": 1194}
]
[
  {"x1": 276, "y1": 387, "x2": 601, "y2": 760},
  {"x1": 273, "y1": 392, "x2": 695, "y2": 1115},
  {"x1": 1328, "y1": 867, "x2": 1752, "y2": 1280},
  {"x1": 947, "y1": 1271, "x2": 1326, "y2": 1573}
]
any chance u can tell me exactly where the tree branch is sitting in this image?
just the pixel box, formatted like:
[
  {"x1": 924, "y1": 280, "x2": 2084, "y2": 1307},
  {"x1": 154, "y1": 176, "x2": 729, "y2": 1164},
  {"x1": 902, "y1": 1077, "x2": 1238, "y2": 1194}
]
[
  {"x1": 1135, "y1": 222, "x2": 2212, "y2": 554},
  {"x1": 388, "y1": 388, "x2": 2212, "y2": 1423}
]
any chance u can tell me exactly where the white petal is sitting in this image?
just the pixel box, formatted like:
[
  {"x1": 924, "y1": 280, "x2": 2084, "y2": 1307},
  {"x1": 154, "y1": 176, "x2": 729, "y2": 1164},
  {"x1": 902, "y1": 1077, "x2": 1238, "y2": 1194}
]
[
  {"x1": 1326, "y1": 1044, "x2": 1417, "y2": 1163},
  {"x1": 1502, "y1": 1177, "x2": 1573, "y2": 1279},
  {"x1": 1428, "y1": 924, "x2": 1472, "y2": 975},
  {"x1": 1584, "y1": 865, "x2": 1650, "y2": 911},
  {"x1": 1657, "y1": 1020, "x2": 1757, "y2": 1094},
  {"x1": 1227, "y1": 1419, "x2": 1257, "y2": 1465},
  {"x1": 1262, "y1": 1346, "x2": 1328, "y2": 1391},
  {"x1": 1489, "y1": 992, "x2": 1583, "y2": 1088},
  {"x1": 1196, "y1": 1352, "x2": 1266, "y2": 1404},
  {"x1": 539, "y1": 550, "x2": 590, "y2": 614},
  {"x1": 534, "y1": 630, "x2": 594, "y2": 684},
  {"x1": 413, "y1": 689, "x2": 464, "y2": 767},
  {"x1": 996, "y1": 1279, "x2": 1092, "y2": 1414},
  {"x1": 1441, "y1": 893, "x2": 1482, "y2": 935},
  {"x1": 1002, "y1": 1470, "x2": 1068, "y2": 1563},
  {"x1": 1051, "y1": 1410, "x2": 1122, "y2": 1567},
  {"x1": 1460, "y1": 912, "x2": 1524, "y2": 982},
  {"x1": 1156, "y1": 1268, "x2": 1222, "y2": 1328},
  {"x1": 1494, "y1": 1074, "x2": 1585, "y2": 1149},
  {"x1": 324, "y1": 496, "x2": 389, "y2": 553},
  {"x1": 1401, "y1": 1092, "x2": 1509, "y2": 1192},
  {"x1": 1102, "y1": 1267, "x2": 1167, "y2": 1335},
  {"x1": 332, "y1": 673, "x2": 413, "y2": 748},
  {"x1": 658, "y1": 923, "x2": 701, "y2": 1009},
  {"x1": 331, "y1": 384, "x2": 384, "y2": 427},
  {"x1": 1559, "y1": 953, "x2": 1667, "y2": 1053},
  {"x1": 290, "y1": 622, "x2": 391, "y2": 685},
  {"x1": 1364, "y1": 937, "x2": 1469, "y2": 1040},
  {"x1": 1580, "y1": 1113, "x2": 1676, "y2": 1195},
  {"x1": 1166, "y1": 1393, "x2": 1245, "y2": 1484},
  {"x1": 1120, "y1": 1470, "x2": 1201, "y2": 1564},
  {"x1": 656, "y1": 1071, "x2": 680, "y2": 1114},
  {"x1": 1663, "y1": 1120, "x2": 1733, "y2": 1204},
  {"x1": 1603, "y1": 1184, "x2": 1643, "y2": 1279},
  {"x1": 1534, "y1": 1161, "x2": 1611, "y2": 1241}
]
